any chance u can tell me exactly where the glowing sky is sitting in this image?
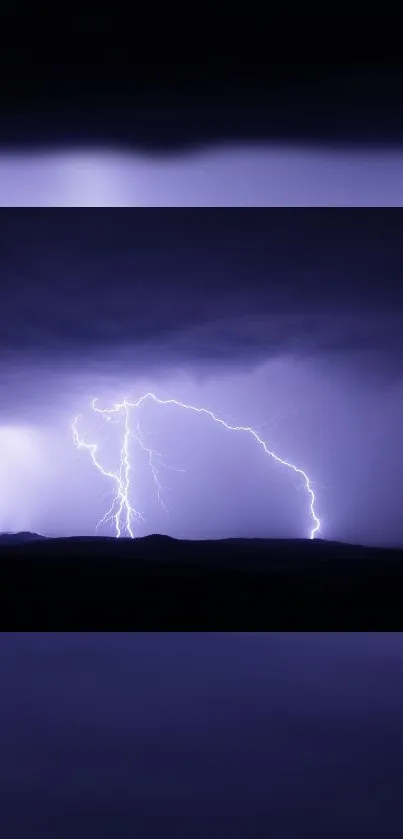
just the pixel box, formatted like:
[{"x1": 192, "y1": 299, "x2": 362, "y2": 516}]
[
  {"x1": 71, "y1": 390, "x2": 320, "y2": 541},
  {"x1": 1, "y1": 146, "x2": 403, "y2": 206},
  {"x1": 1, "y1": 209, "x2": 403, "y2": 545}
]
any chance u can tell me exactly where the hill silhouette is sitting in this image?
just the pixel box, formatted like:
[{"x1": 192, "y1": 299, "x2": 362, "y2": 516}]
[
  {"x1": 0, "y1": 531, "x2": 47, "y2": 545},
  {"x1": 0, "y1": 533, "x2": 402, "y2": 629}
]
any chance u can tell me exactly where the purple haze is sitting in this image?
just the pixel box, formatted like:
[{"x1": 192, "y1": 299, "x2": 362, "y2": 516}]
[
  {"x1": 1, "y1": 631, "x2": 403, "y2": 838},
  {"x1": 1, "y1": 146, "x2": 403, "y2": 206}
]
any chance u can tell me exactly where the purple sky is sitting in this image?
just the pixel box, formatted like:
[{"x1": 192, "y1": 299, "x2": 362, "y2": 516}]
[
  {"x1": 2, "y1": 631, "x2": 403, "y2": 838},
  {"x1": 1, "y1": 146, "x2": 403, "y2": 206},
  {"x1": 1, "y1": 209, "x2": 403, "y2": 545}
]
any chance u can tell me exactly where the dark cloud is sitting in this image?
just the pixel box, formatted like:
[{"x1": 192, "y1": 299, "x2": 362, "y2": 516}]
[
  {"x1": 0, "y1": 207, "x2": 402, "y2": 423},
  {"x1": 1, "y1": 210, "x2": 402, "y2": 370}
]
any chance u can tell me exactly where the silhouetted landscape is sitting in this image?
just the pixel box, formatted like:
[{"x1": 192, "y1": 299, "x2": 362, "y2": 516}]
[{"x1": 1, "y1": 533, "x2": 401, "y2": 629}]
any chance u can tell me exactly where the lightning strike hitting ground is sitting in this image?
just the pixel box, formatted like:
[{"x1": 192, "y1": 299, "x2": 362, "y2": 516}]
[{"x1": 72, "y1": 392, "x2": 321, "y2": 540}]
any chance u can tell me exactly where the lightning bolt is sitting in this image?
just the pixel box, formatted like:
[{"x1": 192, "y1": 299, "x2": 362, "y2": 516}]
[
  {"x1": 72, "y1": 392, "x2": 320, "y2": 540},
  {"x1": 71, "y1": 405, "x2": 144, "y2": 538}
]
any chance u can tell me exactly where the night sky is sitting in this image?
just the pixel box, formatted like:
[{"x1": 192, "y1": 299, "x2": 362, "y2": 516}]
[
  {"x1": 1, "y1": 31, "x2": 403, "y2": 207},
  {"x1": 3, "y1": 71, "x2": 403, "y2": 207},
  {"x1": 2, "y1": 632, "x2": 403, "y2": 838},
  {"x1": 1, "y1": 208, "x2": 402, "y2": 545}
]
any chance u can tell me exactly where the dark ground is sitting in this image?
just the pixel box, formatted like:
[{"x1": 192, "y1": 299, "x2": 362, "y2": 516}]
[{"x1": 1, "y1": 534, "x2": 402, "y2": 629}]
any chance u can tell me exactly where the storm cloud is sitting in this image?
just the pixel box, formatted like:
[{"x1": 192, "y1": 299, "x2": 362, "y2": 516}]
[
  {"x1": 1, "y1": 209, "x2": 403, "y2": 545},
  {"x1": 1, "y1": 209, "x2": 402, "y2": 384}
]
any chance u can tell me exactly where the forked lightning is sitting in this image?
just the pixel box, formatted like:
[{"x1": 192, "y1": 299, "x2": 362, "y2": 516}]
[{"x1": 72, "y1": 392, "x2": 320, "y2": 539}]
